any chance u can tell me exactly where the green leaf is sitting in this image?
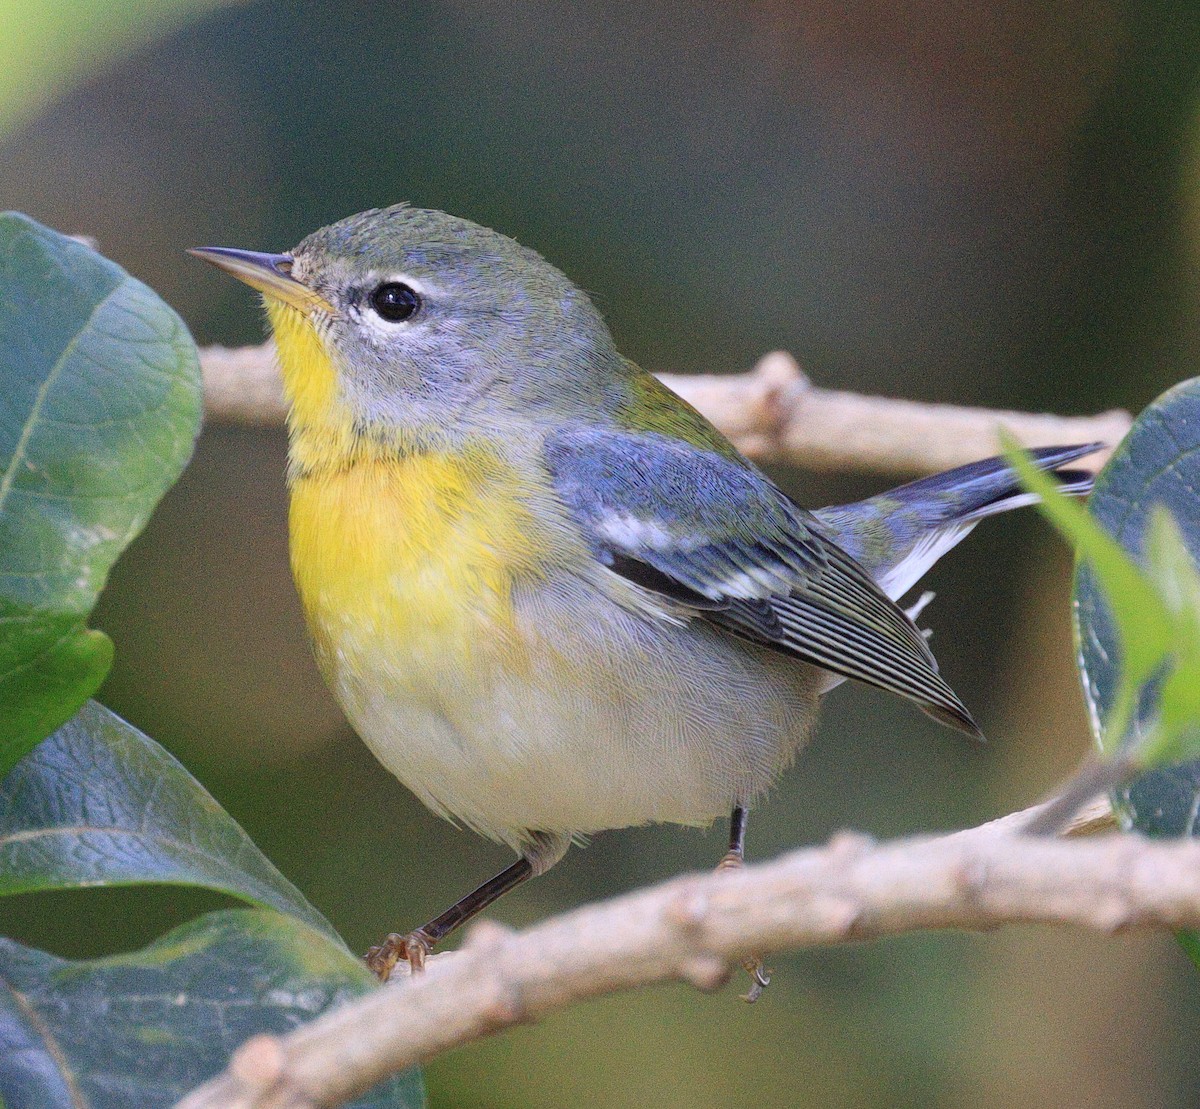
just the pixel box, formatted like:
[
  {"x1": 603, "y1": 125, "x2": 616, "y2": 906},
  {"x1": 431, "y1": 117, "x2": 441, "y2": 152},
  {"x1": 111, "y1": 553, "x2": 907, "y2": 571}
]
[
  {"x1": 1138, "y1": 509, "x2": 1200, "y2": 766},
  {"x1": 0, "y1": 701, "x2": 340, "y2": 944},
  {"x1": 0, "y1": 909, "x2": 424, "y2": 1109},
  {"x1": 0, "y1": 213, "x2": 202, "y2": 776},
  {"x1": 1002, "y1": 432, "x2": 1173, "y2": 749},
  {"x1": 1072, "y1": 378, "x2": 1200, "y2": 966},
  {"x1": 1074, "y1": 377, "x2": 1200, "y2": 794}
]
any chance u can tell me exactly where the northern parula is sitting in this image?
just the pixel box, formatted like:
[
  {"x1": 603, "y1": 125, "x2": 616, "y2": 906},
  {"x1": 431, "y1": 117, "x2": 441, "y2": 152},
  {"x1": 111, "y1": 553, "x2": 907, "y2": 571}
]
[{"x1": 192, "y1": 205, "x2": 1095, "y2": 987}]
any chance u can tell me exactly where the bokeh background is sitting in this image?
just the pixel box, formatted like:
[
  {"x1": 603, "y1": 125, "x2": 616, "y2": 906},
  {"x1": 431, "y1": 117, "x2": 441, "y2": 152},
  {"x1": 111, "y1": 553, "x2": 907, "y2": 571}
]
[{"x1": 5, "y1": 2, "x2": 1200, "y2": 1106}]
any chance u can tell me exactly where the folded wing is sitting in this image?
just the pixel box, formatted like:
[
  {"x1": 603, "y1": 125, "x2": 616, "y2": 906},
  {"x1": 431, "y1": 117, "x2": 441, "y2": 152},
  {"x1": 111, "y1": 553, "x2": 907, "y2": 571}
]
[{"x1": 545, "y1": 426, "x2": 980, "y2": 736}]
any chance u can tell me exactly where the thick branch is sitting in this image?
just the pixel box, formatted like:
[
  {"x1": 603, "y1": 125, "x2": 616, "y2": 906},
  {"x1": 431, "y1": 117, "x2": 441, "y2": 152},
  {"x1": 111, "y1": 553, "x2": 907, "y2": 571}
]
[
  {"x1": 178, "y1": 813, "x2": 1198, "y2": 1109},
  {"x1": 201, "y1": 345, "x2": 1128, "y2": 476}
]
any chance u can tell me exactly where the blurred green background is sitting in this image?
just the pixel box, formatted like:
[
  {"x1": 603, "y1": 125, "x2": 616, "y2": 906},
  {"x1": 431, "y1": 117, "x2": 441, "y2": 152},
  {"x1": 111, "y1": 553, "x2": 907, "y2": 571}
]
[{"x1": 4, "y1": 1, "x2": 1200, "y2": 1106}]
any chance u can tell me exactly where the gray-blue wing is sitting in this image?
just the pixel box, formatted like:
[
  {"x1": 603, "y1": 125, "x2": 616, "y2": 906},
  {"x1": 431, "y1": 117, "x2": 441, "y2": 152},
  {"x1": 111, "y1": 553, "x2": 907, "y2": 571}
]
[{"x1": 545, "y1": 427, "x2": 979, "y2": 735}]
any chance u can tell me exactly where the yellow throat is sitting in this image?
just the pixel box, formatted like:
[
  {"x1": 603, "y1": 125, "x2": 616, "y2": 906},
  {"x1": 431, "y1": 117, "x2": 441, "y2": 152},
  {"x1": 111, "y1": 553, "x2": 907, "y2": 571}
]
[{"x1": 267, "y1": 299, "x2": 549, "y2": 675}]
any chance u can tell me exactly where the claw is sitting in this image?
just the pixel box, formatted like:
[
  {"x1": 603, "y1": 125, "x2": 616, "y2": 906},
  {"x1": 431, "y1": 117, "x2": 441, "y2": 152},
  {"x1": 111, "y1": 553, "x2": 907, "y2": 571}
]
[
  {"x1": 740, "y1": 959, "x2": 772, "y2": 1003},
  {"x1": 365, "y1": 928, "x2": 434, "y2": 982}
]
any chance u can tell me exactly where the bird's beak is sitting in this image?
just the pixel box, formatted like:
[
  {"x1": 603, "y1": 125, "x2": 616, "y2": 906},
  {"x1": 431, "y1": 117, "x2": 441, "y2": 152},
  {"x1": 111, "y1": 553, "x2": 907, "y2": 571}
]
[{"x1": 188, "y1": 246, "x2": 336, "y2": 315}]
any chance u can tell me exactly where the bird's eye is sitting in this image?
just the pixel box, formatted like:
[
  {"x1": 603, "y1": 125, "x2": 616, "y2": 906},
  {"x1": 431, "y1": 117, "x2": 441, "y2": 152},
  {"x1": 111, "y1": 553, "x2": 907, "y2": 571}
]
[{"x1": 369, "y1": 282, "x2": 421, "y2": 322}]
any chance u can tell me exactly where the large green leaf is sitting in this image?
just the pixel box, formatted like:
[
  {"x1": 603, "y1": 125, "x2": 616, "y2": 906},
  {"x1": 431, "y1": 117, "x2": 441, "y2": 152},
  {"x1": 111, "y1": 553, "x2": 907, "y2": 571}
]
[
  {"x1": 1074, "y1": 378, "x2": 1200, "y2": 969},
  {"x1": 0, "y1": 909, "x2": 423, "y2": 1109},
  {"x1": 0, "y1": 213, "x2": 202, "y2": 775},
  {"x1": 1075, "y1": 377, "x2": 1200, "y2": 830},
  {"x1": 0, "y1": 701, "x2": 338, "y2": 944}
]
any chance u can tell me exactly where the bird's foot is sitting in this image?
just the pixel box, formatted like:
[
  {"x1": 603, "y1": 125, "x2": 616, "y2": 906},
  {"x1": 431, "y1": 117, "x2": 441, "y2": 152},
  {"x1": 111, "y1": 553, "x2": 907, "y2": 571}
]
[
  {"x1": 365, "y1": 928, "x2": 434, "y2": 982},
  {"x1": 714, "y1": 848, "x2": 773, "y2": 1003},
  {"x1": 739, "y1": 959, "x2": 772, "y2": 1004}
]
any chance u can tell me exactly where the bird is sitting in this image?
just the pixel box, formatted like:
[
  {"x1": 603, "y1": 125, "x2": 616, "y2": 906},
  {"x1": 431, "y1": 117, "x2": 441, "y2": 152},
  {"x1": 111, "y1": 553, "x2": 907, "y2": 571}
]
[{"x1": 191, "y1": 205, "x2": 1096, "y2": 994}]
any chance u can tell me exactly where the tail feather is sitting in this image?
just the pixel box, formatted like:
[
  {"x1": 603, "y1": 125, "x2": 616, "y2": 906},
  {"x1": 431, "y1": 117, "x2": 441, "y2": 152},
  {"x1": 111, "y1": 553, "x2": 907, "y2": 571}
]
[{"x1": 815, "y1": 443, "x2": 1100, "y2": 602}]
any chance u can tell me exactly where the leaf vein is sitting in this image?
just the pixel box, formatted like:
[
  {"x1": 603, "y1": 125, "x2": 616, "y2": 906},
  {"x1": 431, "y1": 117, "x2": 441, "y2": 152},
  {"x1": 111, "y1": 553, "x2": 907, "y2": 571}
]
[
  {"x1": 0, "y1": 968, "x2": 90, "y2": 1109},
  {"x1": 0, "y1": 281, "x2": 124, "y2": 521}
]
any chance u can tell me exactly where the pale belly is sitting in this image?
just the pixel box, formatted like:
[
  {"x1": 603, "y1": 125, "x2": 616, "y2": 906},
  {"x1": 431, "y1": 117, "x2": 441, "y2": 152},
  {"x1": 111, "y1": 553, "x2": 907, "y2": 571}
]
[
  {"x1": 323, "y1": 572, "x2": 821, "y2": 849},
  {"x1": 288, "y1": 452, "x2": 819, "y2": 847}
]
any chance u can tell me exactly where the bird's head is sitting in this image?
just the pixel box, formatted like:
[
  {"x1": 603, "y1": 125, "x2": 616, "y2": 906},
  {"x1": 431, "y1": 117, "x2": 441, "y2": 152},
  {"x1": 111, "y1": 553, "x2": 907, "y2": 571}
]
[{"x1": 193, "y1": 205, "x2": 619, "y2": 441}]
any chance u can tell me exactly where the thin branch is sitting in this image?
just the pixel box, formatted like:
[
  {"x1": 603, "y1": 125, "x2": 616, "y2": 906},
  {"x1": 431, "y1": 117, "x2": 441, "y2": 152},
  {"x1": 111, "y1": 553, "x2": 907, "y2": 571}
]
[
  {"x1": 201, "y1": 343, "x2": 290, "y2": 427},
  {"x1": 201, "y1": 345, "x2": 1129, "y2": 476},
  {"x1": 1020, "y1": 756, "x2": 1136, "y2": 836},
  {"x1": 178, "y1": 805, "x2": 1199, "y2": 1109},
  {"x1": 968, "y1": 791, "x2": 1116, "y2": 839}
]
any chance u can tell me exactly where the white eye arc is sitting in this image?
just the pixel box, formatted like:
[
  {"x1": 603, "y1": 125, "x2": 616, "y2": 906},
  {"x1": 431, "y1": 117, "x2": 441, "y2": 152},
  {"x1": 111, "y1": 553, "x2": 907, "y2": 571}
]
[{"x1": 350, "y1": 273, "x2": 434, "y2": 341}]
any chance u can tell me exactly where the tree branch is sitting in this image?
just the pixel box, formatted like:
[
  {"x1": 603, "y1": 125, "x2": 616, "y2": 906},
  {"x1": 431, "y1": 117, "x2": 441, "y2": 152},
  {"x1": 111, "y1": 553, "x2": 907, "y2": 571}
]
[
  {"x1": 201, "y1": 345, "x2": 1129, "y2": 476},
  {"x1": 178, "y1": 799, "x2": 1200, "y2": 1109}
]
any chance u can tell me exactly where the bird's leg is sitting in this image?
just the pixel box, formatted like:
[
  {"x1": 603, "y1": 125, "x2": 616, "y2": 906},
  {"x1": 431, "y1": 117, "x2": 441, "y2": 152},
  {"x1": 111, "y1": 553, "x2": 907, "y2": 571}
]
[
  {"x1": 366, "y1": 832, "x2": 567, "y2": 982},
  {"x1": 717, "y1": 803, "x2": 749, "y2": 871},
  {"x1": 366, "y1": 857, "x2": 533, "y2": 980},
  {"x1": 717, "y1": 805, "x2": 772, "y2": 1002}
]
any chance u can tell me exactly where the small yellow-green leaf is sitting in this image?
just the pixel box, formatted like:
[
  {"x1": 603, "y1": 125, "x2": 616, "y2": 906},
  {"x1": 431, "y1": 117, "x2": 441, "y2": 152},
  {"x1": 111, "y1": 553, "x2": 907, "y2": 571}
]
[
  {"x1": 1136, "y1": 509, "x2": 1200, "y2": 766},
  {"x1": 1003, "y1": 432, "x2": 1172, "y2": 746},
  {"x1": 1144, "y1": 507, "x2": 1200, "y2": 639}
]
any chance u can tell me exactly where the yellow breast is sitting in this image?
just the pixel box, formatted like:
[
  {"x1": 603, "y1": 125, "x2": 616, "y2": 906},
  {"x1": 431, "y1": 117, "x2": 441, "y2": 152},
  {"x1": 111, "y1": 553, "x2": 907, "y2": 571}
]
[
  {"x1": 289, "y1": 446, "x2": 552, "y2": 678},
  {"x1": 269, "y1": 296, "x2": 553, "y2": 687}
]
